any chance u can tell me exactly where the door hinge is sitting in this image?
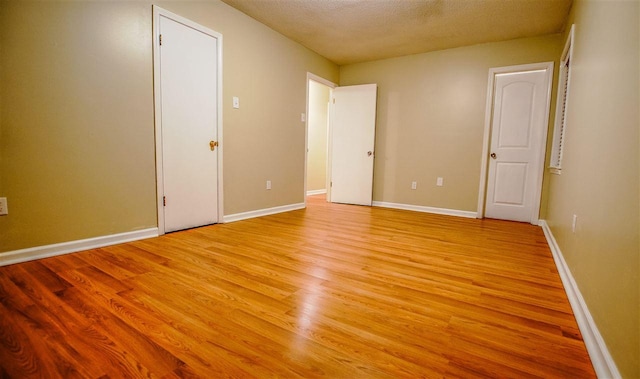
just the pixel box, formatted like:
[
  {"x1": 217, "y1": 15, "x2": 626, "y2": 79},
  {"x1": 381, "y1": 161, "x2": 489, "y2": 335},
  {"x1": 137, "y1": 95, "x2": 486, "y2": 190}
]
[
  {"x1": 163, "y1": 196, "x2": 166, "y2": 206},
  {"x1": 332, "y1": 98, "x2": 335, "y2": 104},
  {"x1": 330, "y1": 181, "x2": 333, "y2": 187},
  {"x1": 159, "y1": 34, "x2": 162, "y2": 46}
]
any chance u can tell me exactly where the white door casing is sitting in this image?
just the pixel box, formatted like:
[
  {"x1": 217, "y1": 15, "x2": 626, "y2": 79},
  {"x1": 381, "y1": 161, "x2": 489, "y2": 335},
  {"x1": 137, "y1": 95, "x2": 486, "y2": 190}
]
[
  {"x1": 329, "y1": 84, "x2": 378, "y2": 206},
  {"x1": 153, "y1": 6, "x2": 224, "y2": 234},
  {"x1": 478, "y1": 63, "x2": 553, "y2": 224}
]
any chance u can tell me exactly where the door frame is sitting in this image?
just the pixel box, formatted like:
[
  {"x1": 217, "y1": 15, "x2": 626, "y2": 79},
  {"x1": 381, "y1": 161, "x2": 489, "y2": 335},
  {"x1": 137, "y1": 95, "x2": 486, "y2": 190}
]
[
  {"x1": 477, "y1": 62, "x2": 554, "y2": 224},
  {"x1": 153, "y1": 6, "x2": 224, "y2": 235},
  {"x1": 304, "y1": 73, "x2": 336, "y2": 206}
]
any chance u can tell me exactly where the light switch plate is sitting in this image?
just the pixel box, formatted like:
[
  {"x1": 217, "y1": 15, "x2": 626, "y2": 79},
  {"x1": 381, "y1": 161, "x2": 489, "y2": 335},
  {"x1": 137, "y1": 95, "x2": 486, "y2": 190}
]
[
  {"x1": 232, "y1": 96, "x2": 240, "y2": 109},
  {"x1": 0, "y1": 197, "x2": 7, "y2": 215}
]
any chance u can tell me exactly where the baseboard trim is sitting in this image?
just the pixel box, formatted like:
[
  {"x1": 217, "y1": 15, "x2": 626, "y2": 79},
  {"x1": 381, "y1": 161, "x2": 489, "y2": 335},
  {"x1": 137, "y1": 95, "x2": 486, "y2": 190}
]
[
  {"x1": 223, "y1": 203, "x2": 305, "y2": 223},
  {"x1": 306, "y1": 189, "x2": 327, "y2": 196},
  {"x1": 372, "y1": 201, "x2": 477, "y2": 219},
  {"x1": 0, "y1": 228, "x2": 159, "y2": 267},
  {"x1": 539, "y1": 220, "x2": 621, "y2": 379}
]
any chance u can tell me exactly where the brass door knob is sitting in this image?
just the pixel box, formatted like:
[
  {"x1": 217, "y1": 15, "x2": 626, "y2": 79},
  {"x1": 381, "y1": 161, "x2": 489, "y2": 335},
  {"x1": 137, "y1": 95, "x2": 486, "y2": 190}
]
[
  {"x1": 490, "y1": 152, "x2": 497, "y2": 159},
  {"x1": 209, "y1": 141, "x2": 218, "y2": 151}
]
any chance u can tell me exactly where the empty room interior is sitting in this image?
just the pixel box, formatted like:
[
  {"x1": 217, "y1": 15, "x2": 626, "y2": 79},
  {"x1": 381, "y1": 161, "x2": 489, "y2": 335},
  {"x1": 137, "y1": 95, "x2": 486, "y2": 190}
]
[{"x1": 0, "y1": 0, "x2": 638, "y2": 378}]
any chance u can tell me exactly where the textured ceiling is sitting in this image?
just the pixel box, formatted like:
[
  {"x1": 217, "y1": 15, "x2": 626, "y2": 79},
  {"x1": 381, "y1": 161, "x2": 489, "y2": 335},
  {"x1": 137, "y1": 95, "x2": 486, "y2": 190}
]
[{"x1": 221, "y1": 0, "x2": 573, "y2": 65}]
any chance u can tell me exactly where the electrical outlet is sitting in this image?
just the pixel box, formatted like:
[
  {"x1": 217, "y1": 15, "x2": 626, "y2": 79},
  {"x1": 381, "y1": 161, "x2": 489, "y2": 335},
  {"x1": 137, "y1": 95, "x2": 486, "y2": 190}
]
[
  {"x1": 0, "y1": 197, "x2": 7, "y2": 215},
  {"x1": 266, "y1": 180, "x2": 272, "y2": 190},
  {"x1": 411, "y1": 181, "x2": 417, "y2": 190},
  {"x1": 572, "y1": 214, "x2": 577, "y2": 233},
  {"x1": 436, "y1": 177, "x2": 443, "y2": 187}
]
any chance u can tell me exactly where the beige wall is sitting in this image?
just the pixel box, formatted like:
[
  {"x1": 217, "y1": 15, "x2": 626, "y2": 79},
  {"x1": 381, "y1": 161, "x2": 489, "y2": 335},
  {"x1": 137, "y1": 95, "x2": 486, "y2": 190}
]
[
  {"x1": 0, "y1": 1, "x2": 157, "y2": 253},
  {"x1": 545, "y1": 0, "x2": 639, "y2": 376},
  {"x1": 0, "y1": 1, "x2": 338, "y2": 253},
  {"x1": 340, "y1": 35, "x2": 562, "y2": 212},
  {"x1": 307, "y1": 80, "x2": 330, "y2": 192}
]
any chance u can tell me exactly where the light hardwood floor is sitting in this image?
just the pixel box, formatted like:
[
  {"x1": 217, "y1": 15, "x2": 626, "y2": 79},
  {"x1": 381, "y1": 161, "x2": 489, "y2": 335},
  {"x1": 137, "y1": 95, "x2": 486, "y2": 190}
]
[{"x1": 0, "y1": 195, "x2": 595, "y2": 378}]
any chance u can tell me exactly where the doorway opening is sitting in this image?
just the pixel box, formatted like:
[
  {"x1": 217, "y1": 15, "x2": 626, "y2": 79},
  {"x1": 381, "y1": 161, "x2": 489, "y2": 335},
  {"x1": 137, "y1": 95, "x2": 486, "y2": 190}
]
[
  {"x1": 305, "y1": 74, "x2": 335, "y2": 204},
  {"x1": 304, "y1": 74, "x2": 378, "y2": 207}
]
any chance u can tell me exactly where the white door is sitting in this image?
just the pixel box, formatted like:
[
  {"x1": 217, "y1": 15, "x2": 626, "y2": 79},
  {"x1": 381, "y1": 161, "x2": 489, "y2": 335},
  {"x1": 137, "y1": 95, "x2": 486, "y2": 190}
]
[
  {"x1": 329, "y1": 84, "x2": 377, "y2": 206},
  {"x1": 485, "y1": 69, "x2": 551, "y2": 223},
  {"x1": 157, "y1": 12, "x2": 220, "y2": 232}
]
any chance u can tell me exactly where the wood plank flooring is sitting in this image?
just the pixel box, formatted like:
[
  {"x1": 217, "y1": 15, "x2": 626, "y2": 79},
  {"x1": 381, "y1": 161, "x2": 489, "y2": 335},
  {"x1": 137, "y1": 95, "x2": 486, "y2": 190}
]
[{"x1": 0, "y1": 195, "x2": 596, "y2": 378}]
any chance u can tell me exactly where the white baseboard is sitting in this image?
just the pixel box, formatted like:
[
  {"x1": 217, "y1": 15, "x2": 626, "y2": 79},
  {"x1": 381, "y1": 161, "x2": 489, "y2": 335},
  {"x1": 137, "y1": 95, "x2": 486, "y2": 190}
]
[
  {"x1": 0, "y1": 228, "x2": 159, "y2": 267},
  {"x1": 539, "y1": 220, "x2": 621, "y2": 379},
  {"x1": 223, "y1": 202, "x2": 305, "y2": 223},
  {"x1": 372, "y1": 201, "x2": 477, "y2": 219},
  {"x1": 306, "y1": 189, "x2": 327, "y2": 196}
]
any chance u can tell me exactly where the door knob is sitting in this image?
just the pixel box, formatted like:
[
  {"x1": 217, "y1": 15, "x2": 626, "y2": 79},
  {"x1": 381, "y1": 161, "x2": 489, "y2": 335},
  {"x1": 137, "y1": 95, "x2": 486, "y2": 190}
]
[
  {"x1": 209, "y1": 141, "x2": 218, "y2": 151},
  {"x1": 490, "y1": 152, "x2": 497, "y2": 159},
  {"x1": 367, "y1": 151, "x2": 373, "y2": 157}
]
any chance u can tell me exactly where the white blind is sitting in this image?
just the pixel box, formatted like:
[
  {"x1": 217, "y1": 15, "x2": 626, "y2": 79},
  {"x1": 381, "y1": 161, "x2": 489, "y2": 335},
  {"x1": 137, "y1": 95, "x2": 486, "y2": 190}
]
[{"x1": 550, "y1": 34, "x2": 572, "y2": 171}]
